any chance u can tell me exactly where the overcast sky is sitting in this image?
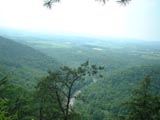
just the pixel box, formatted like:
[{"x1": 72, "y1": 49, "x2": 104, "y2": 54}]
[{"x1": 0, "y1": 0, "x2": 159, "y2": 40}]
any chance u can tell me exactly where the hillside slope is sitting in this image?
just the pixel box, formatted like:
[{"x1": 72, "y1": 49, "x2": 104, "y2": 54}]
[
  {"x1": 0, "y1": 36, "x2": 59, "y2": 88},
  {"x1": 75, "y1": 65, "x2": 160, "y2": 120}
]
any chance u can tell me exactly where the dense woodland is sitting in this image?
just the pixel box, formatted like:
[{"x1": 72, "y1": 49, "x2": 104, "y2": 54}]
[{"x1": 0, "y1": 35, "x2": 160, "y2": 120}]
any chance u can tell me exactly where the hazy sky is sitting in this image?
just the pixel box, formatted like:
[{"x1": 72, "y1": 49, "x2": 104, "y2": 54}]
[{"x1": 0, "y1": 0, "x2": 159, "y2": 40}]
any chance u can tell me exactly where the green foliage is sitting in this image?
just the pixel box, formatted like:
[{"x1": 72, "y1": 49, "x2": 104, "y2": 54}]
[
  {"x1": 0, "y1": 77, "x2": 17, "y2": 120},
  {"x1": 0, "y1": 77, "x2": 9, "y2": 98},
  {"x1": 0, "y1": 76, "x2": 36, "y2": 120},
  {"x1": 35, "y1": 74, "x2": 62, "y2": 120},
  {"x1": 1, "y1": 36, "x2": 160, "y2": 120},
  {"x1": 121, "y1": 76, "x2": 160, "y2": 120},
  {"x1": 0, "y1": 99, "x2": 13, "y2": 120},
  {"x1": 0, "y1": 36, "x2": 59, "y2": 88},
  {"x1": 36, "y1": 61, "x2": 103, "y2": 120},
  {"x1": 75, "y1": 65, "x2": 160, "y2": 120}
]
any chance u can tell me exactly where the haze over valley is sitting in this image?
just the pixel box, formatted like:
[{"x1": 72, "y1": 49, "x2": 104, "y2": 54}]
[
  {"x1": 0, "y1": 31, "x2": 160, "y2": 119},
  {"x1": 0, "y1": 0, "x2": 160, "y2": 119}
]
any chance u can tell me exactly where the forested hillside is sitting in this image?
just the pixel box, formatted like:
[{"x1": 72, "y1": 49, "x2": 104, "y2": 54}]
[
  {"x1": 0, "y1": 36, "x2": 59, "y2": 88},
  {"x1": 75, "y1": 65, "x2": 160, "y2": 120},
  {"x1": 0, "y1": 0, "x2": 159, "y2": 119},
  {"x1": 0, "y1": 35, "x2": 160, "y2": 120}
]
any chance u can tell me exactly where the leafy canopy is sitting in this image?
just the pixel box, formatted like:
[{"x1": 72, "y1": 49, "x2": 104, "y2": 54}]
[
  {"x1": 36, "y1": 61, "x2": 104, "y2": 120},
  {"x1": 121, "y1": 75, "x2": 160, "y2": 120}
]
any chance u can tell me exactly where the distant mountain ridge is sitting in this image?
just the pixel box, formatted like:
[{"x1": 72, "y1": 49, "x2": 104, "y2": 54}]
[{"x1": 0, "y1": 36, "x2": 59, "y2": 88}]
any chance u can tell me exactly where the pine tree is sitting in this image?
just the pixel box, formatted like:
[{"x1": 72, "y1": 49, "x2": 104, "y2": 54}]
[
  {"x1": 123, "y1": 75, "x2": 160, "y2": 120},
  {"x1": 36, "y1": 61, "x2": 103, "y2": 120}
]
